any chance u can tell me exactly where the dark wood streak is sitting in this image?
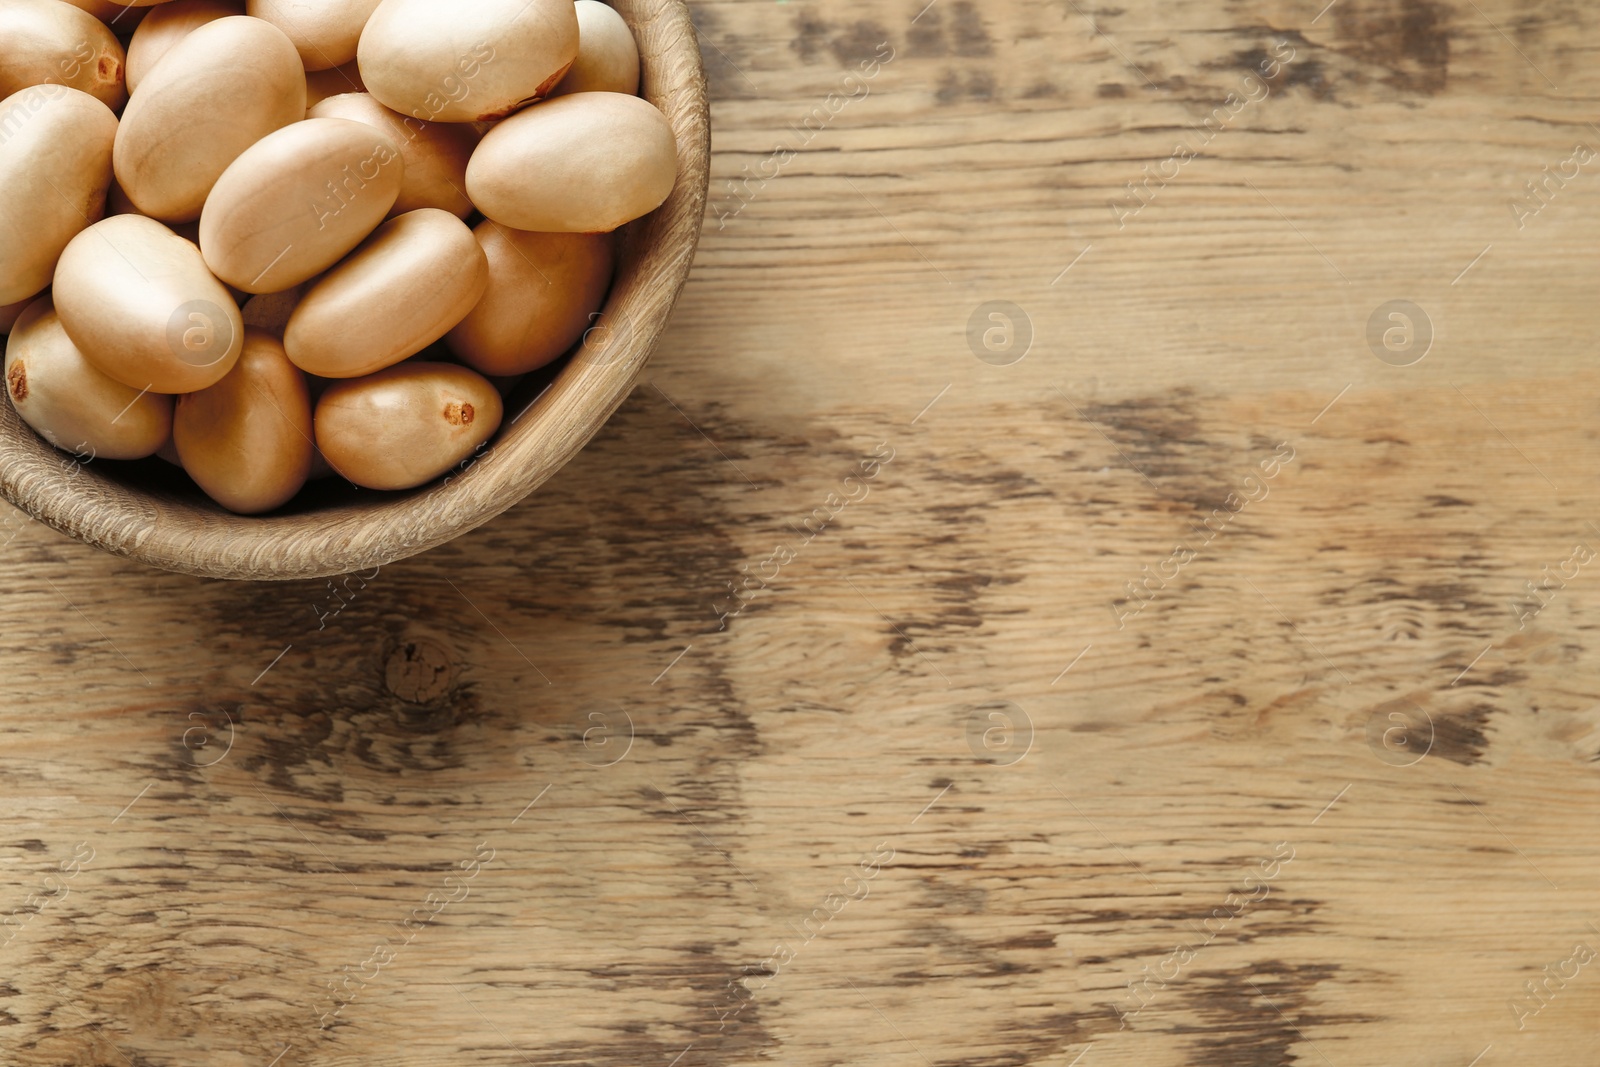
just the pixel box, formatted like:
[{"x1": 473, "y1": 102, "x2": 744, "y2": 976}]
[
  {"x1": 1334, "y1": 0, "x2": 1451, "y2": 95},
  {"x1": 1178, "y1": 961, "x2": 1382, "y2": 1066},
  {"x1": 4, "y1": 0, "x2": 1600, "y2": 1063}
]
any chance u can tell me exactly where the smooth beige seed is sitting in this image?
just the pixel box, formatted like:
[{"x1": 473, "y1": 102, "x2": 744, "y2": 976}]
[
  {"x1": 305, "y1": 59, "x2": 364, "y2": 109},
  {"x1": 308, "y1": 93, "x2": 478, "y2": 218},
  {"x1": 466, "y1": 92, "x2": 675, "y2": 233},
  {"x1": 446, "y1": 223, "x2": 613, "y2": 377},
  {"x1": 315, "y1": 361, "x2": 501, "y2": 490},
  {"x1": 286, "y1": 208, "x2": 487, "y2": 378},
  {"x1": 0, "y1": 0, "x2": 127, "y2": 111},
  {"x1": 199, "y1": 117, "x2": 403, "y2": 294},
  {"x1": 114, "y1": 16, "x2": 306, "y2": 223},
  {"x1": 126, "y1": 0, "x2": 242, "y2": 93},
  {"x1": 174, "y1": 328, "x2": 313, "y2": 513},
  {"x1": 246, "y1": 0, "x2": 382, "y2": 71},
  {"x1": 0, "y1": 85, "x2": 117, "y2": 307},
  {"x1": 6, "y1": 294, "x2": 173, "y2": 459},
  {"x1": 551, "y1": 0, "x2": 638, "y2": 97},
  {"x1": 357, "y1": 0, "x2": 576, "y2": 123},
  {"x1": 53, "y1": 213, "x2": 243, "y2": 393}
]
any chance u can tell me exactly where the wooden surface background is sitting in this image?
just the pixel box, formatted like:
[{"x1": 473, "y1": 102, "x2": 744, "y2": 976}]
[{"x1": 3, "y1": 0, "x2": 1599, "y2": 1064}]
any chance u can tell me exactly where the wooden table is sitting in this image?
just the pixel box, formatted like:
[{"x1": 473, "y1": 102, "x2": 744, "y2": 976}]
[{"x1": 4, "y1": 0, "x2": 1598, "y2": 1063}]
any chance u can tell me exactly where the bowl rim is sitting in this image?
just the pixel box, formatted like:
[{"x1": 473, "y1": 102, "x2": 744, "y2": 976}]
[{"x1": 0, "y1": 0, "x2": 710, "y2": 581}]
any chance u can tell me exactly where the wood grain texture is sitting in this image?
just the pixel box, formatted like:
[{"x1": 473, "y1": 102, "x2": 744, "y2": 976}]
[
  {"x1": 3, "y1": 0, "x2": 1600, "y2": 1064},
  {"x1": 0, "y1": 0, "x2": 710, "y2": 581}
]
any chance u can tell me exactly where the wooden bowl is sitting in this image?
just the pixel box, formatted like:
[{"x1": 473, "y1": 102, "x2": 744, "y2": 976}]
[{"x1": 0, "y1": 0, "x2": 709, "y2": 581}]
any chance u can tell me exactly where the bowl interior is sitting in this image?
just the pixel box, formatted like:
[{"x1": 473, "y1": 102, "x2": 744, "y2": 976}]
[{"x1": 0, "y1": 0, "x2": 709, "y2": 581}]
